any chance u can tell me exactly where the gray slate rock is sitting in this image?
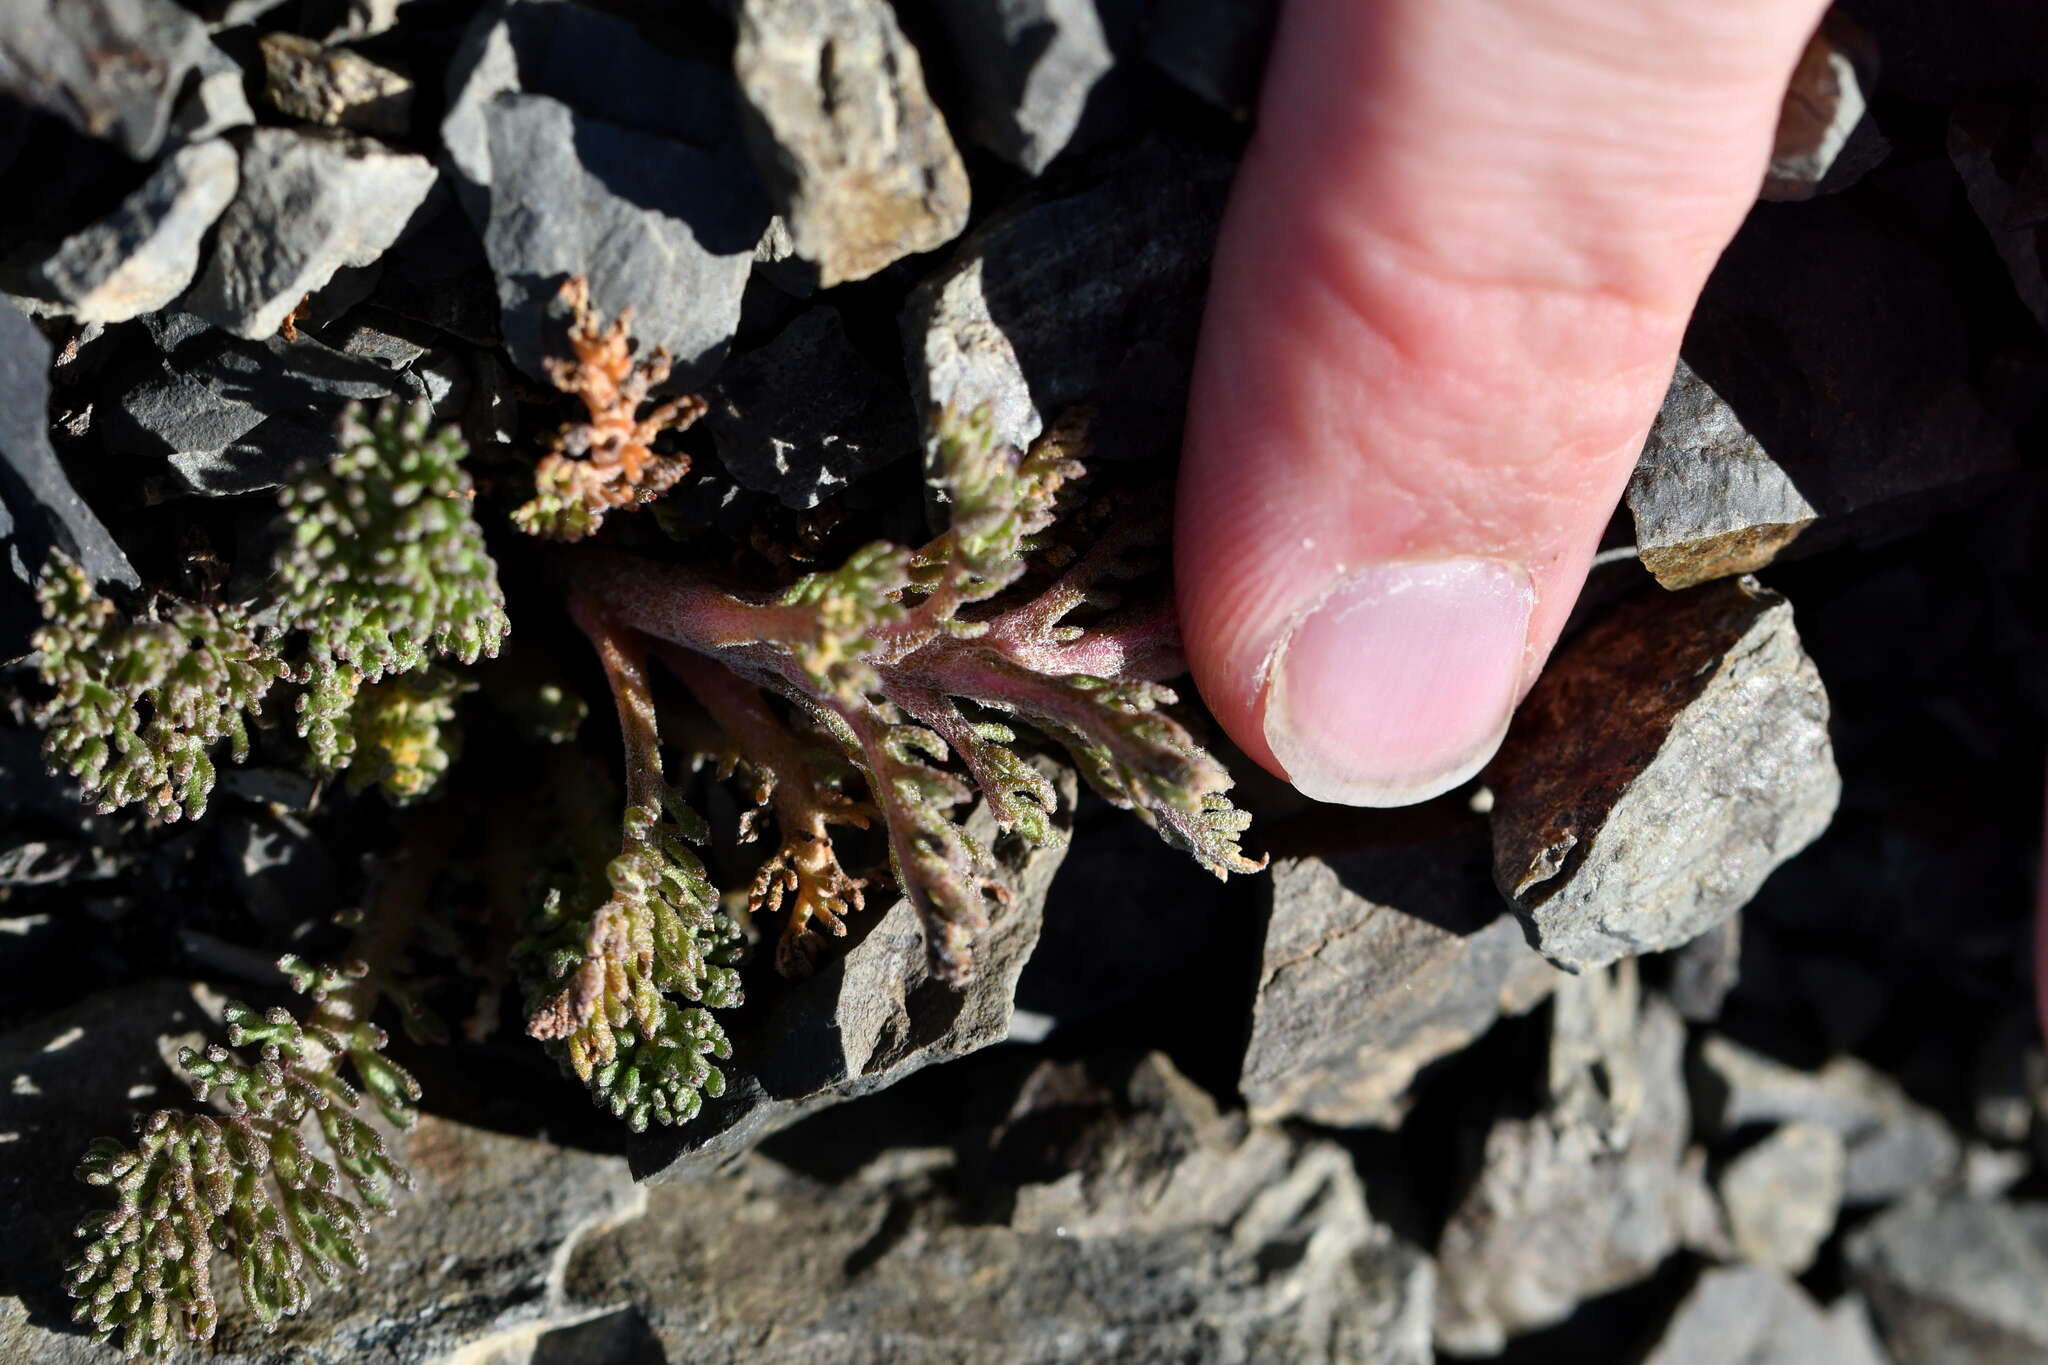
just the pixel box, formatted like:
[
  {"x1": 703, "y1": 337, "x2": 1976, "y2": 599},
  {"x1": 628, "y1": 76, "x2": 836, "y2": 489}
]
[
  {"x1": 1239, "y1": 837, "x2": 1555, "y2": 1129},
  {"x1": 903, "y1": 135, "x2": 1232, "y2": 456},
  {"x1": 0, "y1": 981, "x2": 645, "y2": 1365},
  {"x1": 935, "y1": 0, "x2": 1117, "y2": 173},
  {"x1": 1697, "y1": 1034, "x2": 1962, "y2": 1204},
  {"x1": 441, "y1": 0, "x2": 754, "y2": 187},
  {"x1": 105, "y1": 317, "x2": 412, "y2": 494},
  {"x1": 1142, "y1": 0, "x2": 1277, "y2": 118},
  {"x1": 706, "y1": 306, "x2": 916, "y2": 506},
  {"x1": 0, "y1": 0, "x2": 210, "y2": 159},
  {"x1": 168, "y1": 40, "x2": 255, "y2": 143},
  {"x1": 441, "y1": 0, "x2": 769, "y2": 387},
  {"x1": 1627, "y1": 360, "x2": 1822, "y2": 591},
  {"x1": 17, "y1": 140, "x2": 238, "y2": 325},
  {"x1": 1665, "y1": 913, "x2": 1742, "y2": 1022},
  {"x1": 1685, "y1": 194, "x2": 2022, "y2": 553},
  {"x1": 1486, "y1": 577, "x2": 1839, "y2": 972},
  {"x1": 0, "y1": 839, "x2": 119, "y2": 886},
  {"x1": 734, "y1": 0, "x2": 970, "y2": 287},
  {"x1": 259, "y1": 32, "x2": 414, "y2": 137},
  {"x1": 1436, "y1": 965, "x2": 1715, "y2": 1355},
  {"x1": 1718, "y1": 1122, "x2": 1846, "y2": 1273},
  {"x1": 1762, "y1": 15, "x2": 1878, "y2": 201},
  {"x1": 0, "y1": 302, "x2": 135, "y2": 654},
  {"x1": 184, "y1": 127, "x2": 437, "y2": 340},
  {"x1": 1948, "y1": 100, "x2": 2048, "y2": 336},
  {"x1": 474, "y1": 92, "x2": 763, "y2": 388},
  {"x1": 1847, "y1": 1196, "x2": 2048, "y2": 1365},
  {"x1": 578, "y1": 1053, "x2": 1435, "y2": 1364},
  {"x1": 631, "y1": 772, "x2": 1074, "y2": 1179},
  {"x1": 1638, "y1": 1268, "x2": 1890, "y2": 1365}
]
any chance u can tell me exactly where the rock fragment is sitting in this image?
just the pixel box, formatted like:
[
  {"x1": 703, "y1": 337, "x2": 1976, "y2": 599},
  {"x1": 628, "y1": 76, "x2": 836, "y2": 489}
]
[
  {"x1": 1486, "y1": 577, "x2": 1839, "y2": 972},
  {"x1": 1665, "y1": 914, "x2": 1742, "y2": 1022},
  {"x1": 934, "y1": 0, "x2": 1117, "y2": 173},
  {"x1": 441, "y1": 0, "x2": 769, "y2": 386},
  {"x1": 184, "y1": 128, "x2": 437, "y2": 340},
  {"x1": 903, "y1": 135, "x2": 1232, "y2": 455},
  {"x1": 0, "y1": 0, "x2": 210, "y2": 159},
  {"x1": 1239, "y1": 836, "x2": 1555, "y2": 1129},
  {"x1": 630, "y1": 773, "x2": 1073, "y2": 1178},
  {"x1": 259, "y1": 32, "x2": 414, "y2": 137},
  {"x1": 1948, "y1": 100, "x2": 2048, "y2": 335},
  {"x1": 1847, "y1": 1195, "x2": 2048, "y2": 1365},
  {"x1": 13, "y1": 141, "x2": 238, "y2": 325},
  {"x1": 734, "y1": 0, "x2": 970, "y2": 287},
  {"x1": 1627, "y1": 361, "x2": 1821, "y2": 590},
  {"x1": 1142, "y1": 0, "x2": 1278, "y2": 118},
  {"x1": 1718, "y1": 1122, "x2": 1846, "y2": 1272},
  {"x1": 1697, "y1": 1034, "x2": 1962, "y2": 1204},
  {"x1": 1639, "y1": 1267, "x2": 1891, "y2": 1365},
  {"x1": 1435, "y1": 966, "x2": 1714, "y2": 1355},
  {"x1": 1685, "y1": 193, "x2": 2023, "y2": 550},
  {"x1": 1762, "y1": 16, "x2": 1878, "y2": 201},
  {"x1": 0, "y1": 302, "x2": 135, "y2": 654},
  {"x1": 169, "y1": 40, "x2": 256, "y2": 144},
  {"x1": 581, "y1": 1053, "x2": 1435, "y2": 1364},
  {"x1": 706, "y1": 307, "x2": 915, "y2": 506}
]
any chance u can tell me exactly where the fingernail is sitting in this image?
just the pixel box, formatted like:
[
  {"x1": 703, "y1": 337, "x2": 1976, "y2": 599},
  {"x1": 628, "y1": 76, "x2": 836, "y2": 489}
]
[{"x1": 1262, "y1": 558, "x2": 1532, "y2": 807}]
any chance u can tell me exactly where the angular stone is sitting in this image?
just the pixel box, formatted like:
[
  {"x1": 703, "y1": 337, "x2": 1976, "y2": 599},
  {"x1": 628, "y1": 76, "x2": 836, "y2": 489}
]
[
  {"x1": 1435, "y1": 966, "x2": 1713, "y2": 1355},
  {"x1": 1847, "y1": 1195, "x2": 2048, "y2": 1365},
  {"x1": 1627, "y1": 361, "x2": 1821, "y2": 590},
  {"x1": 1487, "y1": 577, "x2": 1839, "y2": 972},
  {"x1": 577, "y1": 1053, "x2": 1435, "y2": 1364},
  {"x1": 104, "y1": 317, "x2": 411, "y2": 492},
  {"x1": 1718, "y1": 1122, "x2": 1846, "y2": 1273},
  {"x1": 1697, "y1": 1034, "x2": 1962, "y2": 1204},
  {"x1": 1142, "y1": 0, "x2": 1278, "y2": 118},
  {"x1": 16, "y1": 141, "x2": 238, "y2": 325},
  {"x1": 934, "y1": 0, "x2": 1117, "y2": 174},
  {"x1": 169, "y1": 40, "x2": 256, "y2": 144},
  {"x1": 1762, "y1": 16, "x2": 1876, "y2": 201},
  {"x1": 734, "y1": 0, "x2": 970, "y2": 287},
  {"x1": 442, "y1": 0, "x2": 754, "y2": 195},
  {"x1": 630, "y1": 773, "x2": 1073, "y2": 1179},
  {"x1": 1240, "y1": 837, "x2": 1555, "y2": 1129},
  {"x1": 259, "y1": 32, "x2": 415, "y2": 137},
  {"x1": 1639, "y1": 1268, "x2": 1890, "y2": 1365},
  {"x1": 903, "y1": 136, "x2": 1232, "y2": 456},
  {"x1": 0, "y1": 982, "x2": 644, "y2": 1365},
  {"x1": 705, "y1": 306, "x2": 915, "y2": 507},
  {"x1": 0, "y1": 302, "x2": 135, "y2": 655},
  {"x1": 1685, "y1": 192, "x2": 2023, "y2": 551},
  {"x1": 1665, "y1": 913, "x2": 1742, "y2": 1022},
  {"x1": 441, "y1": 0, "x2": 768, "y2": 386},
  {"x1": 0, "y1": 0, "x2": 209, "y2": 159},
  {"x1": 476, "y1": 93, "x2": 763, "y2": 388},
  {"x1": 1948, "y1": 100, "x2": 2048, "y2": 335},
  {"x1": 184, "y1": 128, "x2": 437, "y2": 340}
]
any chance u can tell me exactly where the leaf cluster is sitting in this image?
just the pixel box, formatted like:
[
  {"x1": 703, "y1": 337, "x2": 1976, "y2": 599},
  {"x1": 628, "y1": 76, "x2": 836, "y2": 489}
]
[{"x1": 65, "y1": 958, "x2": 417, "y2": 1358}]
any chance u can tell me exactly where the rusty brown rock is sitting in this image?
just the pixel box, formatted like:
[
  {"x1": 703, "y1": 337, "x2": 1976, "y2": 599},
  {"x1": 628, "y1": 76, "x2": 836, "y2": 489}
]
[{"x1": 1486, "y1": 577, "x2": 1839, "y2": 972}]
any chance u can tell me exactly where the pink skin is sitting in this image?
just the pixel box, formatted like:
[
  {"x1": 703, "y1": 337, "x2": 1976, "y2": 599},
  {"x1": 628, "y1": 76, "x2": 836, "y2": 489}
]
[
  {"x1": 1176, "y1": 0, "x2": 1831, "y2": 807},
  {"x1": 1178, "y1": 0, "x2": 2048, "y2": 1045}
]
